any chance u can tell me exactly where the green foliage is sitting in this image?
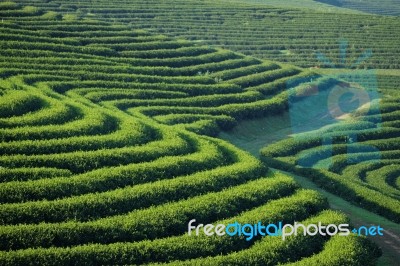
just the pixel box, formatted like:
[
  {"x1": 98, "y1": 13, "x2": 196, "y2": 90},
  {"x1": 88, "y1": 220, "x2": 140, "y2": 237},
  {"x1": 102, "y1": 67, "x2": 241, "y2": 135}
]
[
  {"x1": 21, "y1": 6, "x2": 39, "y2": 14},
  {"x1": 0, "y1": 188, "x2": 329, "y2": 265},
  {"x1": 41, "y1": 11, "x2": 62, "y2": 20},
  {"x1": 0, "y1": 2, "x2": 18, "y2": 10},
  {"x1": 0, "y1": 176, "x2": 299, "y2": 250},
  {"x1": 0, "y1": 1, "x2": 384, "y2": 264},
  {"x1": 31, "y1": 0, "x2": 399, "y2": 69},
  {"x1": 0, "y1": 91, "x2": 43, "y2": 118},
  {"x1": 261, "y1": 96, "x2": 400, "y2": 222},
  {"x1": 315, "y1": 0, "x2": 400, "y2": 16},
  {"x1": 165, "y1": 210, "x2": 361, "y2": 266},
  {"x1": 285, "y1": 234, "x2": 381, "y2": 266}
]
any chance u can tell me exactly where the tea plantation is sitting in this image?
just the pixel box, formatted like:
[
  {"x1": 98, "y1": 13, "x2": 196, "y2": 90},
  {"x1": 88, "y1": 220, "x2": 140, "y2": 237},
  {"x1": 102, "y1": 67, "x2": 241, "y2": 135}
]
[{"x1": 0, "y1": 0, "x2": 397, "y2": 265}]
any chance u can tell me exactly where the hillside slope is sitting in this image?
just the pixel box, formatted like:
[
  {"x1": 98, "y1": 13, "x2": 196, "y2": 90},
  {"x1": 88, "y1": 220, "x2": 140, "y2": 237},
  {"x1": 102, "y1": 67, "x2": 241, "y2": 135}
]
[
  {"x1": 0, "y1": 3, "x2": 382, "y2": 265},
  {"x1": 6, "y1": 0, "x2": 400, "y2": 69}
]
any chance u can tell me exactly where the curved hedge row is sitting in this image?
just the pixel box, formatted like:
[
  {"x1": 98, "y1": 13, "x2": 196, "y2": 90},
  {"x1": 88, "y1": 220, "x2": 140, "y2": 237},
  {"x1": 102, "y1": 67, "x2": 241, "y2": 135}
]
[
  {"x1": 0, "y1": 187, "x2": 335, "y2": 265},
  {"x1": 163, "y1": 210, "x2": 379, "y2": 266}
]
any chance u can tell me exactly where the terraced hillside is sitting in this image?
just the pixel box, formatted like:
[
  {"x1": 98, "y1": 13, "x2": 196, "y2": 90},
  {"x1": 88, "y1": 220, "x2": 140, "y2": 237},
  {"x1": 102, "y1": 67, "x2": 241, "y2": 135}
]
[
  {"x1": 6, "y1": 0, "x2": 400, "y2": 69},
  {"x1": 0, "y1": 3, "x2": 382, "y2": 265}
]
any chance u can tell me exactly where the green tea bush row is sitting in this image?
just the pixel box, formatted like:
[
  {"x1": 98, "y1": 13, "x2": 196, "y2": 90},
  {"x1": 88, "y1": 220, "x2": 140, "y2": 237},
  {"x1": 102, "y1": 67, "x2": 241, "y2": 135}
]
[
  {"x1": 119, "y1": 45, "x2": 214, "y2": 59},
  {"x1": 0, "y1": 90, "x2": 43, "y2": 118},
  {"x1": 112, "y1": 91, "x2": 263, "y2": 109},
  {"x1": 84, "y1": 89, "x2": 187, "y2": 102},
  {"x1": 229, "y1": 67, "x2": 300, "y2": 88},
  {"x1": 134, "y1": 91, "x2": 288, "y2": 121},
  {"x1": 0, "y1": 175, "x2": 299, "y2": 250},
  {"x1": 0, "y1": 94, "x2": 79, "y2": 129},
  {"x1": 211, "y1": 61, "x2": 279, "y2": 81},
  {"x1": 0, "y1": 128, "x2": 194, "y2": 175},
  {"x1": 0, "y1": 188, "x2": 330, "y2": 265},
  {"x1": 0, "y1": 133, "x2": 230, "y2": 202},
  {"x1": 364, "y1": 165, "x2": 400, "y2": 198},
  {"x1": 0, "y1": 105, "x2": 117, "y2": 141},
  {"x1": 154, "y1": 114, "x2": 237, "y2": 130},
  {"x1": 62, "y1": 81, "x2": 243, "y2": 96},
  {"x1": 0, "y1": 146, "x2": 264, "y2": 224},
  {"x1": 0, "y1": 40, "x2": 116, "y2": 56},
  {"x1": 262, "y1": 155, "x2": 400, "y2": 222},
  {"x1": 168, "y1": 210, "x2": 350, "y2": 266},
  {"x1": 248, "y1": 70, "x2": 316, "y2": 96},
  {"x1": 0, "y1": 167, "x2": 72, "y2": 183},
  {"x1": 284, "y1": 235, "x2": 380, "y2": 266},
  {"x1": 341, "y1": 159, "x2": 400, "y2": 182},
  {"x1": 0, "y1": 118, "x2": 155, "y2": 155}
]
